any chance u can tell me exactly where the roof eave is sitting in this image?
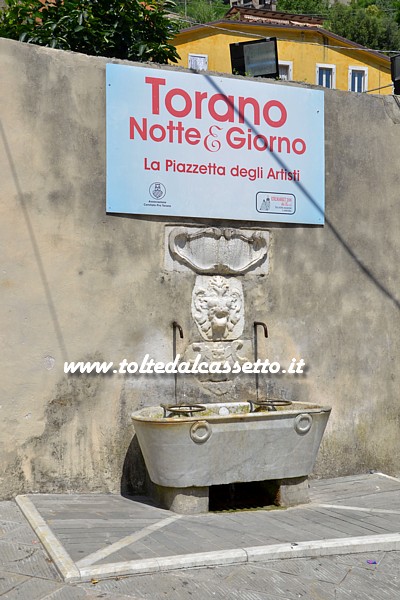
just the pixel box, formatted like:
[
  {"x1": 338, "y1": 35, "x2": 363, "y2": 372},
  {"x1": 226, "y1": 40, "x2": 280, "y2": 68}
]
[{"x1": 173, "y1": 20, "x2": 390, "y2": 64}]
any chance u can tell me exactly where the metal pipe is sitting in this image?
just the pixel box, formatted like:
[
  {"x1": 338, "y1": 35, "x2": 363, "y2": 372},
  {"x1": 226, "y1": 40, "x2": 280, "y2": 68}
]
[
  {"x1": 253, "y1": 321, "x2": 268, "y2": 404},
  {"x1": 173, "y1": 321, "x2": 184, "y2": 341},
  {"x1": 254, "y1": 321, "x2": 268, "y2": 339},
  {"x1": 172, "y1": 322, "x2": 184, "y2": 404}
]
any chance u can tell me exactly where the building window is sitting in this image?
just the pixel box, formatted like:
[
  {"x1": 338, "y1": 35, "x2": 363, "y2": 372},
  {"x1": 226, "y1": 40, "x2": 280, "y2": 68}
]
[
  {"x1": 188, "y1": 54, "x2": 208, "y2": 71},
  {"x1": 278, "y1": 61, "x2": 293, "y2": 81},
  {"x1": 316, "y1": 64, "x2": 336, "y2": 89},
  {"x1": 348, "y1": 67, "x2": 368, "y2": 93}
]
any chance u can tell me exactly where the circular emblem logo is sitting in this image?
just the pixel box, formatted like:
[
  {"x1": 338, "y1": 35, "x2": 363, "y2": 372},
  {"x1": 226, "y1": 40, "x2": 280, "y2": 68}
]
[{"x1": 149, "y1": 182, "x2": 166, "y2": 200}]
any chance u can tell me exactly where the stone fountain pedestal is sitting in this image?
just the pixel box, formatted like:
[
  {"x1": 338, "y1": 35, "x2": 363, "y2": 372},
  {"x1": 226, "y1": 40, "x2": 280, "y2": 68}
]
[
  {"x1": 151, "y1": 483, "x2": 210, "y2": 514},
  {"x1": 150, "y1": 475, "x2": 310, "y2": 514}
]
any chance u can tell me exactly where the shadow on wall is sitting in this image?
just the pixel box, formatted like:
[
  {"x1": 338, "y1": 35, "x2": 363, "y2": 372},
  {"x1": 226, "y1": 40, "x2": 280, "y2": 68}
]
[{"x1": 120, "y1": 436, "x2": 148, "y2": 497}]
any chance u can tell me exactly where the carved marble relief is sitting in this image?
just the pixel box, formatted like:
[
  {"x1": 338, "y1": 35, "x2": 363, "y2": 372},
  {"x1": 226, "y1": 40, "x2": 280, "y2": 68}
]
[
  {"x1": 168, "y1": 227, "x2": 269, "y2": 275},
  {"x1": 192, "y1": 275, "x2": 244, "y2": 341},
  {"x1": 166, "y1": 226, "x2": 269, "y2": 400},
  {"x1": 183, "y1": 340, "x2": 252, "y2": 397}
]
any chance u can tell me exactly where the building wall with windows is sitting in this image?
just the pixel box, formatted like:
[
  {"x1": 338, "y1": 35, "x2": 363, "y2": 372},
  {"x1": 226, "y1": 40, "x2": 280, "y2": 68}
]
[{"x1": 172, "y1": 22, "x2": 392, "y2": 94}]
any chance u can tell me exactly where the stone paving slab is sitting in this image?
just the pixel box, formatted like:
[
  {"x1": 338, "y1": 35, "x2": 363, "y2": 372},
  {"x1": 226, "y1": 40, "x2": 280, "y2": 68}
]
[
  {"x1": 1, "y1": 491, "x2": 400, "y2": 599},
  {"x1": 10, "y1": 473, "x2": 400, "y2": 583},
  {"x1": 77, "y1": 550, "x2": 400, "y2": 600}
]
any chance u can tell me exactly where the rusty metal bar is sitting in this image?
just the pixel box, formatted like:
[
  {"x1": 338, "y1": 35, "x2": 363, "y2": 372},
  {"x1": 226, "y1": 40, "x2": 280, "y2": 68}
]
[{"x1": 253, "y1": 321, "x2": 268, "y2": 404}]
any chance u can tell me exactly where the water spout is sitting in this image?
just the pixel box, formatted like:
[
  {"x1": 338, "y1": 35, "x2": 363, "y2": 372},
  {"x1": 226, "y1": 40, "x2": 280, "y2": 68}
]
[
  {"x1": 172, "y1": 321, "x2": 184, "y2": 341},
  {"x1": 172, "y1": 321, "x2": 184, "y2": 404},
  {"x1": 253, "y1": 321, "x2": 268, "y2": 404}
]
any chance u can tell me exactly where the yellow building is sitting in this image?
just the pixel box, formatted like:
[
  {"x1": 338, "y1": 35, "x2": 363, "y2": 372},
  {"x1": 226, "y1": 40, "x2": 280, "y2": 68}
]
[{"x1": 172, "y1": 7, "x2": 392, "y2": 94}]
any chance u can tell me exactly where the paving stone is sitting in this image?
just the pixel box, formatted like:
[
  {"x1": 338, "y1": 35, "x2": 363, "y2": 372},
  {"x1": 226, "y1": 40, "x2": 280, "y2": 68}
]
[
  {"x1": 331, "y1": 550, "x2": 387, "y2": 569},
  {"x1": 81, "y1": 588, "x2": 142, "y2": 600},
  {"x1": 333, "y1": 567, "x2": 400, "y2": 600},
  {"x1": 0, "y1": 522, "x2": 22, "y2": 539},
  {"x1": 0, "y1": 571, "x2": 29, "y2": 596},
  {"x1": 212, "y1": 562, "x2": 334, "y2": 600},
  {"x1": 79, "y1": 561, "x2": 336, "y2": 600},
  {"x1": 73, "y1": 550, "x2": 400, "y2": 600},
  {"x1": 0, "y1": 503, "x2": 27, "y2": 525},
  {"x1": 42, "y1": 584, "x2": 138, "y2": 599},
  {"x1": 245, "y1": 557, "x2": 346, "y2": 586},
  {"x1": 293, "y1": 557, "x2": 356, "y2": 585},
  {"x1": 80, "y1": 572, "x2": 233, "y2": 600},
  {"x1": 0, "y1": 540, "x2": 39, "y2": 563},
  {"x1": 0, "y1": 540, "x2": 60, "y2": 580},
  {"x1": 0, "y1": 576, "x2": 61, "y2": 599},
  {"x1": 310, "y1": 475, "x2": 400, "y2": 504},
  {"x1": 4, "y1": 474, "x2": 400, "y2": 598},
  {"x1": 376, "y1": 550, "x2": 400, "y2": 576},
  {"x1": 0, "y1": 524, "x2": 43, "y2": 547},
  {"x1": 31, "y1": 586, "x2": 89, "y2": 600}
]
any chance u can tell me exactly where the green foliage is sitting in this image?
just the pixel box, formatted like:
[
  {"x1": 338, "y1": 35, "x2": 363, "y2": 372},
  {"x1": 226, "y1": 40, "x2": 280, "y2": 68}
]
[
  {"x1": 276, "y1": 0, "x2": 400, "y2": 51},
  {"x1": 327, "y1": 1, "x2": 400, "y2": 51},
  {"x1": 276, "y1": 0, "x2": 329, "y2": 17},
  {"x1": 186, "y1": 0, "x2": 227, "y2": 23},
  {"x1": 174, "y1": 0, "x2": 227, "y2": 26},
  {"x1": 0, "y1": 0, "x2": 180, "y2": 63}
]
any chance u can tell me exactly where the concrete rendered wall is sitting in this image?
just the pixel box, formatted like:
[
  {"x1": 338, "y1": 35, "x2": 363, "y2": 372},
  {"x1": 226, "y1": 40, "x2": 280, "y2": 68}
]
[{"x1": 1, "y1": 37, "x2": 399, "y2": 499}]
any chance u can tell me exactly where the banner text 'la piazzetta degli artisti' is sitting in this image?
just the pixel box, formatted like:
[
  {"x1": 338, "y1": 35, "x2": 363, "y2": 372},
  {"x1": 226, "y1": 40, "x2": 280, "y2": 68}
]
[{"x1": 106, "y1": 64, "x2": 324, "y2": 224}]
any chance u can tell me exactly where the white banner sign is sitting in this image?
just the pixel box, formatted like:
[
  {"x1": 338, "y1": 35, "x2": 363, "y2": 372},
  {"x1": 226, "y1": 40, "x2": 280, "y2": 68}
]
[{"x1": 106, "y1": 64, "x2": 324, "y2": 224}]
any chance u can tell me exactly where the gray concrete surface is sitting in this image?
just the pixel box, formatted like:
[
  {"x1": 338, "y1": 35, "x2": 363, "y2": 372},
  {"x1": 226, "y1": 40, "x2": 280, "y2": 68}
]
[{"x1": 1, "y1": 474, "x2": 400, "y2": 598}]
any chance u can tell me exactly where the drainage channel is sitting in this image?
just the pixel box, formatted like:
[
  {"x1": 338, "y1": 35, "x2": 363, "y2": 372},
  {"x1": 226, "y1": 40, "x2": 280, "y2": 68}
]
[{"x1": 209, "y1": 480, "x2": 283, "y2": 512}]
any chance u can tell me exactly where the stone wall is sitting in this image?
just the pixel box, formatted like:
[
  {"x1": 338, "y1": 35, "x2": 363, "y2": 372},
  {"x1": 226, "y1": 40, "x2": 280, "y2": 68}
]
[{"x1": 1, "y1": 37, "x2": 399, "y2": 499}]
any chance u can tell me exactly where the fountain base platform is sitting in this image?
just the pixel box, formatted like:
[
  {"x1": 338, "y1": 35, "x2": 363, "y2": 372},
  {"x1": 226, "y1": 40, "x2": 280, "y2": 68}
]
[{"x1": 150, "y1": 475, "x2": 310, "y2": 514}]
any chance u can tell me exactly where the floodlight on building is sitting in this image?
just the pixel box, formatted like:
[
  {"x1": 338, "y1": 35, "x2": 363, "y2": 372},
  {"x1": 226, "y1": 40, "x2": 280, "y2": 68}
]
[
  {"x1": 229, "y1": 38, "x2": 279, "y2": 79},
  {"x1": 391, "y1": 54, "x2": 400, "y2": 95}
]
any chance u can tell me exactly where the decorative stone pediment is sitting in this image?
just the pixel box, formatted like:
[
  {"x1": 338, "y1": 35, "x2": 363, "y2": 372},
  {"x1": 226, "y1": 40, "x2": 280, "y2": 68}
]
[{"x1": 168, "y1": 227, "x2": 269, "y2": 275}]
